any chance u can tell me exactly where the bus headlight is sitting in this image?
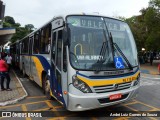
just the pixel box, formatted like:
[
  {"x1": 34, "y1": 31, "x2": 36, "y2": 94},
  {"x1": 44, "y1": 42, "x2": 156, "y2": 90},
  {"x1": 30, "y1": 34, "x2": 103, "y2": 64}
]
[
  {"x1": 133, "y1": 74, "x2": 140, "y2": 86},
  {"x1": 72, "y1": 75, "x2": 92, "y2": 93}
]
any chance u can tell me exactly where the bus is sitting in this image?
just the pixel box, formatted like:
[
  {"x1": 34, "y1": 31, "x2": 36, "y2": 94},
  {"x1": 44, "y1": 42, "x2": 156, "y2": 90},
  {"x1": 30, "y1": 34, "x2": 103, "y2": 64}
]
[
  {"x1": 10, "y1": 40, "x2": 21, "y2": 68},
  {"x1": 10, "y1": 14, "x2": 140, "y2": 111}
]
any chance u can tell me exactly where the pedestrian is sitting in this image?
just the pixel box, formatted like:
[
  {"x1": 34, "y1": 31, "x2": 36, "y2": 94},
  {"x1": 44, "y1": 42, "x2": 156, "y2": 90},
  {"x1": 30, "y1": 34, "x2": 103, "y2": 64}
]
[
  {"x1": 45, "y1": 38, "x2": 51, "y2": 53},
  {"x1": 5, "y1": 53, "x2": 12, "y2": 72},
  {"x1": 0, "y1": 55, "x2": 12, "y2": 91},
  {"x1": 149, "y1": 51, "x2": 154, "y2": 65}
]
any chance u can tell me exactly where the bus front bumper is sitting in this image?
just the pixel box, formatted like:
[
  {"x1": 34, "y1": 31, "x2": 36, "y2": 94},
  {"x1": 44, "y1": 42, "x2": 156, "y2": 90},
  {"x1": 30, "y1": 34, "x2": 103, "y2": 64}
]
[{"x1": 67, "y1": 85, "x2": 139, "y2": 111}]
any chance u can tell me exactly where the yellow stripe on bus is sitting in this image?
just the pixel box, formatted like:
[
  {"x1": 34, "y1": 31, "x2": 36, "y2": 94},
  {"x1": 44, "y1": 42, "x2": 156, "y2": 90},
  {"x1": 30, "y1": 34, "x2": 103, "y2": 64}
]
[
  {"x1": 31, "y1": 56, "x2": 44, "y2": 83},
  {"x1": 77, "y1": 71, "x2": 140, "y2": 86}
]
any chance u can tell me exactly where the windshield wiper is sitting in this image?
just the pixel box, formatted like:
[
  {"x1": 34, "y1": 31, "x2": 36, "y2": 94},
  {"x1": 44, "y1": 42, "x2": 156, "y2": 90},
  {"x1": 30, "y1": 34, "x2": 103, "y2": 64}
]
[
  {"x1": 97, "y1": 29, "x2": 108, "y2": 63},
  {"x1": 110, "y1": 32, "x2": 133, "y2": 70},
  {"x1": 97, "y1": 42, "x2": 107, "y2": 63}
]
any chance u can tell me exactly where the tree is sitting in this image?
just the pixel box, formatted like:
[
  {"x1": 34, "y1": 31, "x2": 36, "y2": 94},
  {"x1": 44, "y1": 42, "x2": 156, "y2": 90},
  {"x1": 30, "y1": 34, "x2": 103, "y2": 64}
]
[
  {"x1": 125, "y1": 0, "x2": 160, "y2": 52},
  {"x1": 4, "y1": 16, "x2": 15, "y2": 25},
  {"x1": 144, "y1": 0, "x2": 160, "y2": 51},
  {"x1": 125, "y1": 15, "x2": 148, "y2": 52},
  {"x1": 11, "y1": 27, "x2": 30, "y2": 43},
  {"x1": 25, "y1": 24, "x2": 35, "y2": 32}
]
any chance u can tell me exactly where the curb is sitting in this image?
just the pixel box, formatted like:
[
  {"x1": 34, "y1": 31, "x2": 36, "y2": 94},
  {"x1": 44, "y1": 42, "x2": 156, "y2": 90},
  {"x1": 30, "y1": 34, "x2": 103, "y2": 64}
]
[{"x1": 0, "y1": 70, "x2": 28, "y2": 106}]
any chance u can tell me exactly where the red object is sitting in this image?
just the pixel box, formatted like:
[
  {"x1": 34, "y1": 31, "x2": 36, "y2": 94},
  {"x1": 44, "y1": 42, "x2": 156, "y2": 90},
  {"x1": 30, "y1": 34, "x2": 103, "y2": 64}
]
[
  {"x1": 0, "y1": 60, "x2": 8, "y2": 72},
  {"x1": 109, "y1": 93, "x2": 122, "y2": 101},
  {"x1": 158, "y1": 64, "x2": 160, "y2": 71}
]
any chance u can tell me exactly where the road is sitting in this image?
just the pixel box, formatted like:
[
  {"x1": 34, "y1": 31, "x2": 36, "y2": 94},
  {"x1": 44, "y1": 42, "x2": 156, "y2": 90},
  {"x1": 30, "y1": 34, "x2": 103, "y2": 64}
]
[{"x1": 0, "y1": 72, "x2": 160, "y2": 120}]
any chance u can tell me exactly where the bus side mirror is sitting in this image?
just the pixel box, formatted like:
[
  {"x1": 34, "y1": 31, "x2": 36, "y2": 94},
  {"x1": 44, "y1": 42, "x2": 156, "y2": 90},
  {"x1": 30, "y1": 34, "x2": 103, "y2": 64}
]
[{"x1": 63, "y1": 28, "x2": 68, "y2": 46}]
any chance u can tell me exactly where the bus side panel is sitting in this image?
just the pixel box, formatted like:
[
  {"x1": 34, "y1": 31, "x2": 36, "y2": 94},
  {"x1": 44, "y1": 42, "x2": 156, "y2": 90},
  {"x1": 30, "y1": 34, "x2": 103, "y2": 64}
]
[
  {"x1": 25, "y1": 55, "x2": 30, "y2": 76},
  {"x1": 19, "y1": 55, "x2": 23, "y2": 71},
  {"x1": 32, "y1": 55, "x2": 66, "y2": 105},
  {"x1": 31, "y1": 56, "x2": 44, "y2": 86},
  {"x1": 21, "y1": 55, "x2": 27, "y2": 74},
  {"x1": 61, "y1": 46, "x2": 69, "y2": 108}
]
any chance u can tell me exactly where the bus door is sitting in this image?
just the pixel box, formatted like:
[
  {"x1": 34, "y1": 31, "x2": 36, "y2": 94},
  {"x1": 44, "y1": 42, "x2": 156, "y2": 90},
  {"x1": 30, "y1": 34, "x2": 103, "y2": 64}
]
[
  {"x1": 29, "y1": 36, "x2": 34, "y2": 80},
  {"x1": 16, "y1": 42, "x2": 20, "y2": 68},
  {"x1": 51, "y1": 29, "x2": 63, "y2": 101}
]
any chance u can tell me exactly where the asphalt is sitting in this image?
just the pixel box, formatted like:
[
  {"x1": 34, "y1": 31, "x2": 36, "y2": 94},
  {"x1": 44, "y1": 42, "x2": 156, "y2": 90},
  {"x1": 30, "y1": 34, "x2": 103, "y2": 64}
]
[{"x1": 0, "y1": 60, "x2": 159, "y2": 106}]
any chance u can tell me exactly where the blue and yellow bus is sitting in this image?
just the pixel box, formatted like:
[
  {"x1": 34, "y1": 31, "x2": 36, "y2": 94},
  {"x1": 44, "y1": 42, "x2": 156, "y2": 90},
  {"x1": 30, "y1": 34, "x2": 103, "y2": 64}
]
[{"x1": 10, "y1": 14, "x2": 140, "y2": 111}]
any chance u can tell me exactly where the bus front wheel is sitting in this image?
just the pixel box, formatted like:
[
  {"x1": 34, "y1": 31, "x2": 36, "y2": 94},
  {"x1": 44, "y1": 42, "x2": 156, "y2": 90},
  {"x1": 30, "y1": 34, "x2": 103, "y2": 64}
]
[{"x1": 43, "y1": 75, "x2": 52, "y2": 99}]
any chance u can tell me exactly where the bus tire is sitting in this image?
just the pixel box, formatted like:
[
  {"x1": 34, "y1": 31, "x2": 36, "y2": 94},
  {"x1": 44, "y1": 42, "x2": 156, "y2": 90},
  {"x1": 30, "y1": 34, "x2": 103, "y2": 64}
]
[{"x1": 43, "y1": 75, "x2": 52, "y2": 100}]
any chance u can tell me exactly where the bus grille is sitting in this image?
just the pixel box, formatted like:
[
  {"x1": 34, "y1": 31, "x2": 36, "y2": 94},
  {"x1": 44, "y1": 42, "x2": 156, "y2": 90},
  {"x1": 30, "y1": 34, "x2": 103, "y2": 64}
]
[{"x1": 93, "y1": 82, "x2": 132, "y2": 93}]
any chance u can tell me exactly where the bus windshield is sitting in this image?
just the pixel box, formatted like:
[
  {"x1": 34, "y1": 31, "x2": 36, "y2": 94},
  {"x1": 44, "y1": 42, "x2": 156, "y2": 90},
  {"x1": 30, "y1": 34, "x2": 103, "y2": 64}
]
[
  {"x1": 104, "y1": 18, "x2": 138, "y2": 69},
  {"x1": 67, "y1": 16, "x2": 138, "y2": 71}
]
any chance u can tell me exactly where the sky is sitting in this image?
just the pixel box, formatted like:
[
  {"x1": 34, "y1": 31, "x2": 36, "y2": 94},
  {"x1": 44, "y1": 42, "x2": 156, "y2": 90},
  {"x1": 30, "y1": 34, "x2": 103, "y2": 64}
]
[{"x1": 3, "y1": 0, "x2": 149, "y2": 28}]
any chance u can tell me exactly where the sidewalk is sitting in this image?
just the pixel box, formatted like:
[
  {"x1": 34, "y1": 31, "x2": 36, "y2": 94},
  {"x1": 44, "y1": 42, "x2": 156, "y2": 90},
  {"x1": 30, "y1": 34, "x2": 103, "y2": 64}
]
[
  {"x1": 0, "y1": 70, "x2": 28, "y2": 106},
  {"x1": 140, "y1": 60, "x2": 160, "y2": 75}
]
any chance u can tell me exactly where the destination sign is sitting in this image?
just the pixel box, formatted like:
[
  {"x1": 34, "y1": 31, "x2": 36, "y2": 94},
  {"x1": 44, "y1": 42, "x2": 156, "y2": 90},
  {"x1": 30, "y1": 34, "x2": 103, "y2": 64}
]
[
  {"x1": 67, "y1": 16, "x2": 104, "y2": 29},
  {"x1": 67, "y1": 16, "x2": 122, "y2": 31},
  {"x1": 105, "y1": 19, "x2": 121, "y2": 31},
  {"x1": 77, "y1": 55, "x2": 104, "y2": 60},
  {"x1": 80, "y1": 19, "x2": 104, "y2": 29}
]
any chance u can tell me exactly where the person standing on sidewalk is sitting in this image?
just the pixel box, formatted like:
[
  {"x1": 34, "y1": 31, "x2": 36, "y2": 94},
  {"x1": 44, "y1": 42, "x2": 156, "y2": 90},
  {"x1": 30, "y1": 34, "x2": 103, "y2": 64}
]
[
  {"x1": 5, "y1": 53, "x2": 12, "y2": 72},
  {"x1": 149, "y1": 51, "x2": 154, "y2": 65},
  {"x1": 0, "y1": 55, "x2": 12, "y2": 91}
]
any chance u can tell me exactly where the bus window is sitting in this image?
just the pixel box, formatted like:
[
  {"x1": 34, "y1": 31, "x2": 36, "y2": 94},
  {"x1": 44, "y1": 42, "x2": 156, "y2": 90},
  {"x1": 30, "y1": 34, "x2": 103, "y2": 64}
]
[
  {"x1": 33, "y1": 31, "x2": 40, "y2": 54},
  {"x1": 40, "y1": 24, "x2": 51, "y2": 54},
  {"x1": 22, "y1": 37, "x2": 29, "y2": 54},
  {"x1": 56, "y1": 30, "x2": 62, "y2": 70},
  {"x1": 52, "y1": 32, "x2": 56, "y2": 62},
  {"x1": 46, "y1": 38, "x2": 51, "y2": 53}
]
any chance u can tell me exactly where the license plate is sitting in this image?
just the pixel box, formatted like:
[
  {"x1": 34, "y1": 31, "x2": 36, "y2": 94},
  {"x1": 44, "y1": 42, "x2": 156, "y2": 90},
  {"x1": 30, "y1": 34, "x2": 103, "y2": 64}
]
[{"x1": 109, "y1": 93, "x2": 122, "y2": 100}]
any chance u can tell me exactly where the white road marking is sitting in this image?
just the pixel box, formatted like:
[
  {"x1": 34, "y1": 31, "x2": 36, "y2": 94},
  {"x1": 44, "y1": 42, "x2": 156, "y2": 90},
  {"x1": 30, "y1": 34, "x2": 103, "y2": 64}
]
[
  {"x1": 140, "y1": 77, "x2": 160, "y2": 86},
  {"x1": 141, "y1": 76, "x2": 160, "y2": 80}
]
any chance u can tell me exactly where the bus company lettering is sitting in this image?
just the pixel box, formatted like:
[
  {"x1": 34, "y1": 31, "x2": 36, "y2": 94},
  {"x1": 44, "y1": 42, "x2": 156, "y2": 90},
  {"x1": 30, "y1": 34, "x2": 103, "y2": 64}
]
[
  {"x1": 105, "y1": 22, "x2": 119, "y2": 31},
  {"x1": 80, "y1": 19, "x2": 120, "y2": 31},
  {"x1": 81, "y1": 19, "x2": 104, "y2": 29},
  {"x1": 123, "y1": 77, "x2": 136, "y2": 82}
]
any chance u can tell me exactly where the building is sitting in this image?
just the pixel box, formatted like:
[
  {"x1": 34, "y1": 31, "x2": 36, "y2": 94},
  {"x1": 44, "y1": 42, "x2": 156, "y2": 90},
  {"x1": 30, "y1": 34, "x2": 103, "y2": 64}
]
[
  {"x1": 0, "y1": 0, "x2": 5, "y2": 28},
  {"x1": 0, "y1": 0, "x2": 15, "y2": 52}
]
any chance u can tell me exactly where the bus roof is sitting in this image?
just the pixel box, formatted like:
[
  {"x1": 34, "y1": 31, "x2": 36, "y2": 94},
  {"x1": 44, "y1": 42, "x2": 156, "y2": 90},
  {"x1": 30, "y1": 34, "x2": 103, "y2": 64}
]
[{"x1": 17, "y1": 13, "x2": 124, "y2": 42}]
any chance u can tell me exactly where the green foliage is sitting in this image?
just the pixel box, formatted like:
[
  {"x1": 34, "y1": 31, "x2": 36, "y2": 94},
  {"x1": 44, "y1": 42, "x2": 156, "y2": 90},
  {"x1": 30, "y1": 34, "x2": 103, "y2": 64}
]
[
  {"x1": 11, "y1": 27, "x2": 30, "y2": 43},
  {"x1": 4, "y1": 16, "x2": 15, "y2": 25},
  {"x1": 3, "y1": 16, "x2": 35, "y2": 43},
  {"x1": 149, "y1": 0, "x2": 160, "y2": 8},
  {"x1": 3, "y1": 22, "x2": 12, "y2": 28},
  {"x1": 125, "y1": 15, "x2": 148, "y2": 51},
  {"x1": 125, "y1": 0, "x2": 160, "y2": 52},
  {"x1": 144, "y1": 7, "x2": 158, "y2": 32}
]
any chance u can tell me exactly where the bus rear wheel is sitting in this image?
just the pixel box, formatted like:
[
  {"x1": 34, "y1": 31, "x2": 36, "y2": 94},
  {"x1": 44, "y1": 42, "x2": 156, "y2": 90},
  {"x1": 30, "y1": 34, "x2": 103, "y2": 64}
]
[{"x1": 43, "y1": 75, "x2": 52, "y2": 99}]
